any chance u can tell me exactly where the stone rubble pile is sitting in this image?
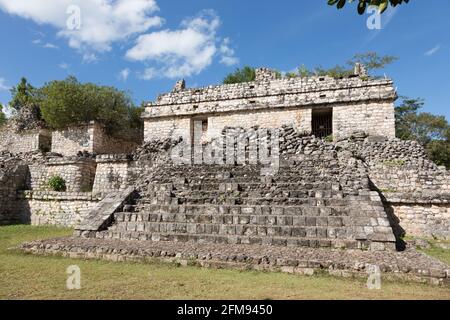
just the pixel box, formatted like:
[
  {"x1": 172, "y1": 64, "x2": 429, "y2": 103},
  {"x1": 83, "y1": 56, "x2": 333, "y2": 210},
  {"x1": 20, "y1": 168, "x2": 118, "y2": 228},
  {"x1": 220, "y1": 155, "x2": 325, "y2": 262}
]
[
  {"x1": 132, "y1": 137, "x2": 183, "y2": 161},
  {"x1": 8, "y1": 105, "x2": 46, "y2": 132},
  {"x1": 336, "y1": 133, "x2": 435, "y2": 169}
]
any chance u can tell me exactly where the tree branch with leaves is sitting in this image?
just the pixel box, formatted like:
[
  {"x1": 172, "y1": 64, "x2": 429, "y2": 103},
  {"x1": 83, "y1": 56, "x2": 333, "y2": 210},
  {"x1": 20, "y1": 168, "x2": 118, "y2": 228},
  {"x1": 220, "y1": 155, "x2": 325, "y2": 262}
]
[{"x1": 327, "y1": 0, "x2": 410, "y2": 15}]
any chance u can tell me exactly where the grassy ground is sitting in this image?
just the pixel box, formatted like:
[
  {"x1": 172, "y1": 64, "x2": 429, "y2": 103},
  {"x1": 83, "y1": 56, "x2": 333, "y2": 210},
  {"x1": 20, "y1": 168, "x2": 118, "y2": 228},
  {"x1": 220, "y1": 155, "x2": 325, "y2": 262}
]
[
  {"x1": 0, "y1": 225, "x2": 449, "y2": 300},
  {"x1": 414, "y1": 238, "x2": 450, "y2": 266}
]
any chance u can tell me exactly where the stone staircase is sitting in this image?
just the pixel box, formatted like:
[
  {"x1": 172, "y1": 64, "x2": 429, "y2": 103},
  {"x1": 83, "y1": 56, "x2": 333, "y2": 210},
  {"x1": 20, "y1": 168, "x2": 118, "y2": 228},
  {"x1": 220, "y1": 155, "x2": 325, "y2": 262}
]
[{"x1": 96, "y1": 158, "x2": 397, "y2": 251}]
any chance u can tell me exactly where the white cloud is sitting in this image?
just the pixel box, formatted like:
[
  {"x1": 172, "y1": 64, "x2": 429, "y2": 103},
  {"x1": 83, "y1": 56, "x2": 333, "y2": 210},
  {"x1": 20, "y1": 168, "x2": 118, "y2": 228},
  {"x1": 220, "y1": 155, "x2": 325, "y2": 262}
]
[
  {"x1": 32, "y1": 39, "x2": 42, "y2": 44},
  {"x1": 0, "y1": 0, "x2": 163, "y2": 58},
  {"x1": 118, "y1": 68, "x2": 131, "y2": 81},
  {"x1": 43, "y1": 42, "x2": 58, "y2": 49},
  {"x1": 219, "y1": 38, "x2": 238, "y2": 66},
  {"x1": 126, "y1": 10, "x2": 237, "y2": 79},
  {"x1": 0, "y1": 78, "x2": 9, "y2": 91},
  {"x1": 82, "y1": 53, "x2": 98, "y2": 63},
  {"x1": 138, "y1": 68, "x2": 158, "y2": 80},
  {"x1": 59, "y1": 62, "x2": 69, "y2": 69},
  {"x1": 425, "y1": 44, "x2": 441, "y2": 57}
]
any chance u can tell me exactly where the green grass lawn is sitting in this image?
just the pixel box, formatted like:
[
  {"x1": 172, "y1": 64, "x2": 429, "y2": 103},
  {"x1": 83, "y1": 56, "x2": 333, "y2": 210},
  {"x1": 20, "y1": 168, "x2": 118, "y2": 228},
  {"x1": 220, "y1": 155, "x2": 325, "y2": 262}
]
[{"x1": 0, "y1": 225, "x2": 449, "y2": 300}]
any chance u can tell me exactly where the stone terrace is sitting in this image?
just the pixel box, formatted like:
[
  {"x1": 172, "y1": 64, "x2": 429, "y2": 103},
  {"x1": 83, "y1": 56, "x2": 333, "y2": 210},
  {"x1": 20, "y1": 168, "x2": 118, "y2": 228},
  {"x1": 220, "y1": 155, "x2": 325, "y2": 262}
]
[{"x1": 20, "y1": 236, "x2": 450, "y2": 286}]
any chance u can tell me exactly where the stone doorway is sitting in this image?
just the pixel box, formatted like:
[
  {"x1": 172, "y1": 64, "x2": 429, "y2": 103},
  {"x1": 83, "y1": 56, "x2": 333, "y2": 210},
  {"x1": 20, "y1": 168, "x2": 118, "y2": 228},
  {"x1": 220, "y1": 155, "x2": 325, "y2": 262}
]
[{"x1": 312, "y1": 108, "x2": 333, "y2": 138}]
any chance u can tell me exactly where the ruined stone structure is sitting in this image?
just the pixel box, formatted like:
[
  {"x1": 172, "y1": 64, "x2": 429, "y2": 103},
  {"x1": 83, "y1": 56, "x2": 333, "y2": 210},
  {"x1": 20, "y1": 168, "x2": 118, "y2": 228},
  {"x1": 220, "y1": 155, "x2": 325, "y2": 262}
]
[
  {"x1": 1, "y1": 67, "x2": 449, "y2": 285},
  {"x1": 143, "y1": 68, "x2": 396, "y2": 144},
  {"x1": 52, "y1": 121, "x2": 141, "y2": 156}
]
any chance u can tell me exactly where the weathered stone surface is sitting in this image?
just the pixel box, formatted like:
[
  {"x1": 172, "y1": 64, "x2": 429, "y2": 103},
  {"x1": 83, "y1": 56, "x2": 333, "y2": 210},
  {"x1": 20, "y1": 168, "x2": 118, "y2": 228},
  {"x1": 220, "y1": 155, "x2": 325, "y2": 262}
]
[
  {"x1": 76, "y1": 187, "x2": 137, "y2": 233},
  {"x1": 19, "y1": 236, "x2": 450, "y2": 286},
  {"x1": 143, "y1": 72, "x2": 396, "y2": 143}
]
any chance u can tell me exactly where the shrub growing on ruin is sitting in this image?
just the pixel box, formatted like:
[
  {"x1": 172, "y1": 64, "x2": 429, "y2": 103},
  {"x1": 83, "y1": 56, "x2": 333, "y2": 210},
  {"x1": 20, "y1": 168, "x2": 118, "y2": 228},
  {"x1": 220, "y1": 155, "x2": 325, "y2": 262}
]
[
  {"x1": 223, "y1": 66, "x2": 256, "y2": 84},
  {"x1": 39, "y1": 76, "x2": 142, "y2": 135},
  {"x1": 47, "y1": 176, "x2": 66, "y2": 192}
]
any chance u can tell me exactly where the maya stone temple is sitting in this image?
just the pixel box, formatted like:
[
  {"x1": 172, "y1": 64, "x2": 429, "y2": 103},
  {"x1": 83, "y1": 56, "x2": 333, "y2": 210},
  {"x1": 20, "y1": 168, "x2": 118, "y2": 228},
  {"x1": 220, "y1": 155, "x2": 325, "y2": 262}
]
[{"x1": 1, "y1": 65, "x2": 449, "y2": 285}]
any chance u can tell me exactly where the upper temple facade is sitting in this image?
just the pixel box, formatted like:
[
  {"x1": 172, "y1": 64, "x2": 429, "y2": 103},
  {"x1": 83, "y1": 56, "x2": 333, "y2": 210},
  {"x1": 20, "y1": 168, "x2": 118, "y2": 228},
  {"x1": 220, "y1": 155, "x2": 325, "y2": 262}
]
[{"x1": 143, "y1": 66, "x2": 397, "y2": 144}]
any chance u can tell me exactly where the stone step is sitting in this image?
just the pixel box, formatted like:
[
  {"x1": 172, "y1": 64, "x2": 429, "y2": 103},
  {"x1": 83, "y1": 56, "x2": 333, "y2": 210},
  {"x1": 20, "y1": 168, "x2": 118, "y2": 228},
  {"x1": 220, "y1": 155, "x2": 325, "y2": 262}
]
[
  {"x1": 142, "y1": 196, "x2": 377, "y2": 206},
  {"x1": 114, "y1": 216, "x2": 352, "y2": 231},
  {"x1": 146, "y1": 182, "x2": 339, "y2": 192},
  {"x1": 155, "y1": 176, "x2": 342, "y2": 184},
  {"x1": 130, "y1": 203, "x2": 386, "y2": 218},
  {"x1": 111, "y1": 221, "x2": 350, "y2": 236},
  {"x1": 144, "y1": 190, "x2": 347, "y2": 200},
  {"x1": 115, "y1": 211, "x2": 388, "y2": 228},
  {"x1": 97, "y1": 230, "x2": 367, "y2": 250}
]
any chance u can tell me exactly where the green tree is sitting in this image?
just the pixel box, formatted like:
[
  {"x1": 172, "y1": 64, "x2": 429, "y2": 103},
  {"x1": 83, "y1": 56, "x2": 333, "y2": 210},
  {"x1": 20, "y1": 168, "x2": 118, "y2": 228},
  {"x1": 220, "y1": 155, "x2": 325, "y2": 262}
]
[
  {"x1": 39, "y1": 76, "x2": 142, "y2": 134},
  {"x1": 395, "y1": 97, "x2": 450, "y2": 168},
  {"x1": 0, "y1": 103, "x2": 7, "y2": 126},
  {"x1": 314, "y1": 65, "x2": 354, "y2": 79},
  {"x1": 395, "y1": 97, "x2": 424, "y2": 141},
  {"x1": 287, "y1": 52, "x2": 397, "y2": 79},
  {"x1": 9, "y1": 77, "x2": 38, "y2": 111},
  {"x1": 223, "y1": 66, "x2": 256, "y2": 84},
  {"x1": 426, "y1": 140, "x2": 450, "y2": 168},
  {"x1": 327, "y1": 0, "x2": 411, "y2": 15},
  {"x1": 347, "y1": 52, "x2": 398, "y2": 73}
]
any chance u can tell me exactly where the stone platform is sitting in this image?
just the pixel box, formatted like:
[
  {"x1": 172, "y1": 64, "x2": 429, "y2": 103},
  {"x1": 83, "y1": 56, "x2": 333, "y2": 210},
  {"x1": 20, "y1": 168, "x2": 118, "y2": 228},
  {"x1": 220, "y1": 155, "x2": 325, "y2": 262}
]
[{"x1": 19, "y1": 236, "x2": 450, "y2": 287}]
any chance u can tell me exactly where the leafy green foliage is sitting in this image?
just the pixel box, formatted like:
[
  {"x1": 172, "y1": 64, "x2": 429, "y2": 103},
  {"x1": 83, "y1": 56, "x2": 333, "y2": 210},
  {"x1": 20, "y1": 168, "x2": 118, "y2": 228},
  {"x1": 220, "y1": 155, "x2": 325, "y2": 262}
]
[
  {"x1": 314, "y1": 65, "x2": 354, "y2": 79},
  {"x1": 286, "y1": 52, "x2": 397, "y2": 79},
  {"x1": 0, "y1": 103, "x2": 6, "y2": 126},
  {"x1": 426, "y1": 140, "x2": 450, "y2": 169},
  {"x1": 9, "y1": 77, "x2": 38, "y2": 111},
  {"x1": 395, "y1": 97, "x2": 450, "y2": 168},
  {"x1": 39, "y1": 76, "x2": 142, "y2": 134},
  {"x1": 327, "y1": 0, "x2": 411, "y2": 15},
  {"x1": 223, "y1": 66, "x2": 256, "y2": 84},
  {"x1": 347, "y1": 52, "x2": 398, "y2": 73},
  {"x1": 47, "y1": 176, "x2": 66, "y2": 192}
]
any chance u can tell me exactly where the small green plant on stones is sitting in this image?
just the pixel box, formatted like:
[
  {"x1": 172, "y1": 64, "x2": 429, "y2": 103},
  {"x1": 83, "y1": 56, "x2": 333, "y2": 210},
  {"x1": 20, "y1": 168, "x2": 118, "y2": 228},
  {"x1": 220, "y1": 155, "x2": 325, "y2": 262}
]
[
  {"x1": 382, "y1": 159, "x2": 406, "y2": 167},
  {"x1": 325, "y1": 135, "x2": 334, "y2": 143},
  {"x1": 47, "y1": 175, "x2": 66, "y2": 192}
]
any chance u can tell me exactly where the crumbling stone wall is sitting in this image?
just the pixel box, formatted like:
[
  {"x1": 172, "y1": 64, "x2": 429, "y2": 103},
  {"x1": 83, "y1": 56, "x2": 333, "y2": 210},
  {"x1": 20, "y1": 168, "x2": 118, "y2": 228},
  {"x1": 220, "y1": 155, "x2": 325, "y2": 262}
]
[
  {"x1": 17, "y1": 191, "x2": 102, "y2": 227},
  {"x1": 28, "y1": 157, "x2": 96, "y2": 192},
  {"x1": 93, "y1": 155, "x2": 132, "y2": 192},
  {"x1": 337, "y1": 134, "x2": 450, "y2": 239},
  {"x1": 383, "y1": 193, "x2": 450, "y2": 240},
  {"x1": 143, "y1": 71, "x2": 396, "y2": 144},
  {"x1": 0, "y1": 128, "x2": 51, "y2": 154},
  {"x1": 0, "y1": 154, "x2": 29, "y2": 225},
  {"x1": 52, "y1": 122, "x2": 140, "y2": 156},
  {"x1": 333, "y1": 102, "x2": 395, "y2": 139}
]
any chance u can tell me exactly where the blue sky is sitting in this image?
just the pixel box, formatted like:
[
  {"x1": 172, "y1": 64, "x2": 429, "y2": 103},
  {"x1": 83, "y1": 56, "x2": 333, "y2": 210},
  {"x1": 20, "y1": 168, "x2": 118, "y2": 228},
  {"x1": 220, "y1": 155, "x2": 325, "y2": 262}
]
[{"x1": 0, "y1": 0, "x2": 448, "y2": 119}]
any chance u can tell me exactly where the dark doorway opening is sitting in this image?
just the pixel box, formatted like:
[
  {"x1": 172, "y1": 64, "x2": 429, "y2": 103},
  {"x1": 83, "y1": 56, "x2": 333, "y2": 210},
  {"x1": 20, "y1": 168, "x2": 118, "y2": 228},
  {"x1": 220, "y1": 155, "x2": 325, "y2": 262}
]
[{"x1": 312, "y1": 108, "x2": 333, "y2": 138}]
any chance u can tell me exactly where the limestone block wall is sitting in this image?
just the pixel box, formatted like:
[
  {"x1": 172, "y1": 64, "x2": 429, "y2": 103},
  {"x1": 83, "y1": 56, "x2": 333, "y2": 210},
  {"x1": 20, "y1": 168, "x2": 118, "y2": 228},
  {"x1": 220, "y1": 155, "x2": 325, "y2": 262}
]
[
  {"x1": 17, "y1": 191, "x2": 103, "y2": 227},
  {"x1": 144, "y1": 117, "x2": 191, "y2": 144},
  {"x1": 52, "y1": 122, "x2": 140, "y2": 156},
  {"x1": 383, "y1": 194, "x2": 450, "y2": 240},
  {"x1": 93, "y1": 155, "x2": 154, "y2": 193},
  {"x1": 51, "y1": 125, "x2": 92, "y2": 155},
  {"x1": 93, "y1": 155, "x2": 132, "y2": 192},
  {"x1": 0, "y1": 128, "x2": 51, "y2": 154},
  {"x1": 370, "y1": 165, "x2": 450, "y2": 194},
  {"x1": 0, "y1": 163, "x2": 29, "y2": 225},
  {"x1": 28, "y1": 158, "x2": 96, "y2": 192},
  {"x1": 144, "y1": 74, "x2": 397, "y2": 143},
  {"x1": 333, "y1": 102, "x2": 395, "y2": 139},
  {"x1": 207, "y1": 108, "x2": 312, "y2": 141}
]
